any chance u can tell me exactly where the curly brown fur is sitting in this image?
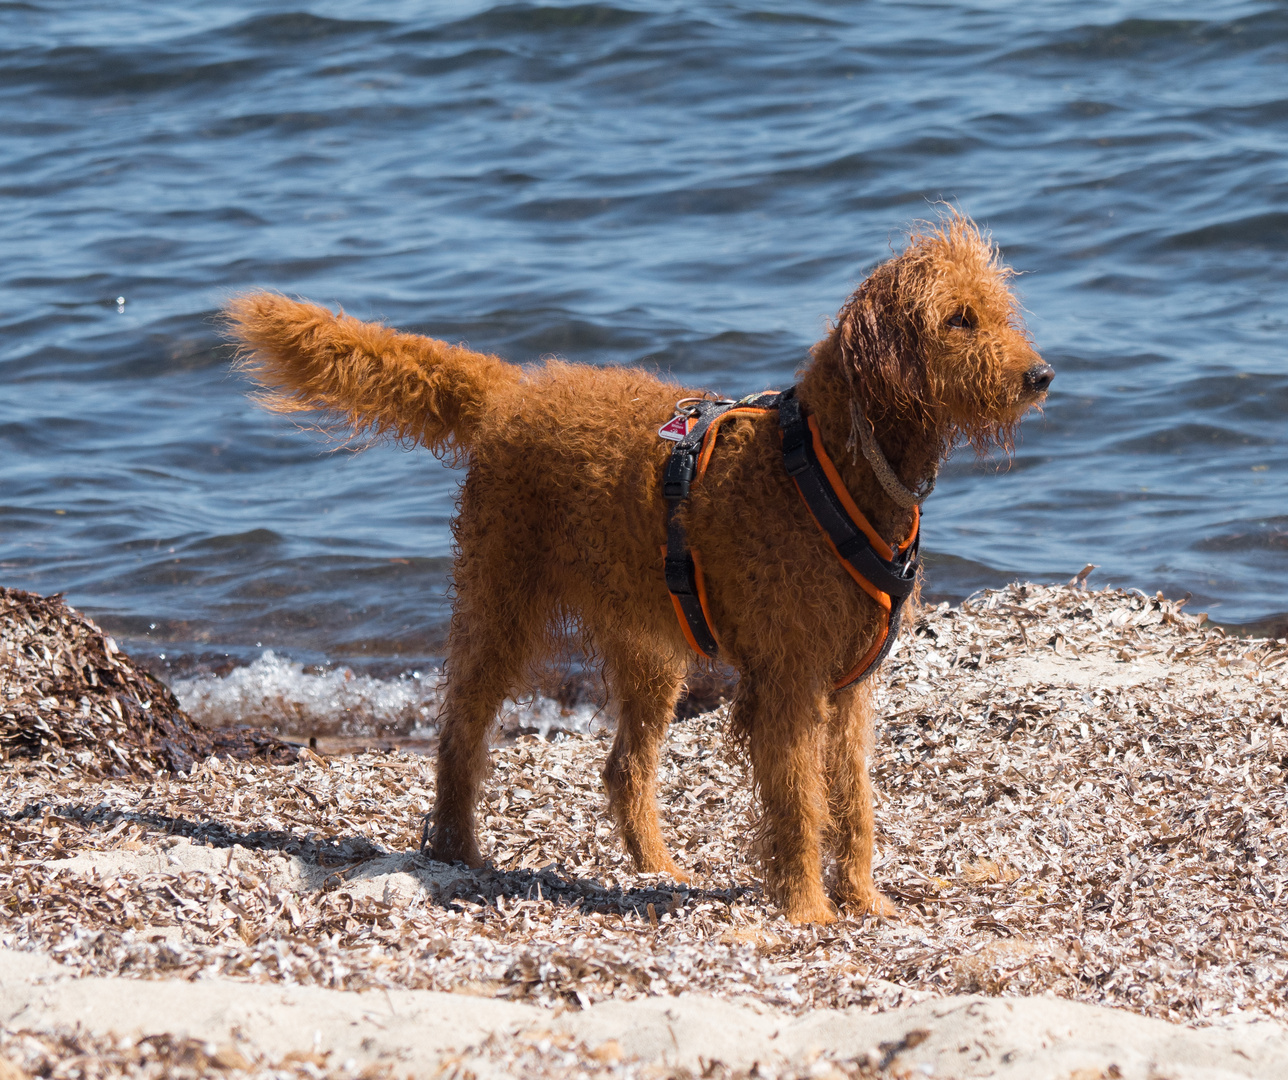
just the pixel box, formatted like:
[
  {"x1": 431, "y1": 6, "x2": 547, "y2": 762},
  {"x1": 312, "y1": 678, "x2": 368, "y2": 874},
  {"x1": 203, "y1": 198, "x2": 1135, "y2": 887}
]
[
  {"x1": 226, "y1": 293, "x2": 522, "y2": 462},
  {"x1": 227, "y1": 211, "x2": 1050, "y2": 925}
]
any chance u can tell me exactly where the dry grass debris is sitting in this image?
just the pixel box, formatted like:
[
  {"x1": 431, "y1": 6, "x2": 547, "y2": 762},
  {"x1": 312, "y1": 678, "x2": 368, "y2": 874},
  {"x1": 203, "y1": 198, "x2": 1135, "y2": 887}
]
[
  {"x1": 0, "y1": 588, "x2": 208, "y2": 774},
  {"x1": 0, "y1": 588, "x2": 299, "y2": 775},
  {"x1": 0, "y1": 1021, "x2": 934, "y2": 1080},
  {"x1": 0, "y1": 1027, "x2": 394, "y2": 1080},
  {"x1": 1, "y1": 583, "x2": 1286, "y2": 1076}
]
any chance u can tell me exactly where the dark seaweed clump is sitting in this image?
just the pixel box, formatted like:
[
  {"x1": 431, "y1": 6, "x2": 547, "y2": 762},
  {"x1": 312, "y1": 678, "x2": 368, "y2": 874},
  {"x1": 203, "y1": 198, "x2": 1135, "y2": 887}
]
[{"x1": 0, "y1": 587, "x2": 297, "y2": 775}]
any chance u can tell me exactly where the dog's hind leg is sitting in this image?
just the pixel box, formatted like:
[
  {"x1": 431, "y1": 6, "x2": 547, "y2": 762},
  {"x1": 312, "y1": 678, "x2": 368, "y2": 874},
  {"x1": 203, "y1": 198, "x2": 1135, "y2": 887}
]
[
  {"x1": 599, "y1": 637, "x2": 688, "y2": 881},
  {"x1": 428, "y1": 535, "x2": 546, "y2": 867},
  {"x1": 827, "y1": 683, "x2": 897, "y2": 919},
  {"x1": 429, "y1": 617, "x2": 538, "y2": 867},
  {"x1": 733, "y1": 674, "x2": 835, "y2": 924}
]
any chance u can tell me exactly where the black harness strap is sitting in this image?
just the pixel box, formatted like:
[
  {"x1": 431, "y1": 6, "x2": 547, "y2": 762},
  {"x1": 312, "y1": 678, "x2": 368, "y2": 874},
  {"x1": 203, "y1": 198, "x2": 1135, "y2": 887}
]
[
  {"x1": 776, "y1": 388, "x2": 918, "y2": 601},
  {"x1": 663, "y1": 399, "x2": 736, "y2": 658},
  {"x1": 777, "y1": 387, "x2": 919, "y2": 685},
  {"x1": 662, "y1": 386, "x2": 920, "y2": 686}
]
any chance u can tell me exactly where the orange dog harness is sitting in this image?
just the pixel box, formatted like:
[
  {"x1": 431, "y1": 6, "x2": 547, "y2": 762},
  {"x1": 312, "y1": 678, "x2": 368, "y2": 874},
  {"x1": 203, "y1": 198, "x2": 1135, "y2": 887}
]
[{"x1": 661, "y1": 387, "x2": 919, "y2": 690}]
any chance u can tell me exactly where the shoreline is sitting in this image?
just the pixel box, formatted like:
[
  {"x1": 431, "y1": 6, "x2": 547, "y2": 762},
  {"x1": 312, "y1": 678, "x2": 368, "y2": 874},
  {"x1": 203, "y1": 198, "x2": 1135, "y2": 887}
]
[
  {"x1": 81, "y1": 587, "x2": 1288, "y2": 688},
  {"x1": 2, "y1": 581, "x2": 1287, "y2": 1078}
]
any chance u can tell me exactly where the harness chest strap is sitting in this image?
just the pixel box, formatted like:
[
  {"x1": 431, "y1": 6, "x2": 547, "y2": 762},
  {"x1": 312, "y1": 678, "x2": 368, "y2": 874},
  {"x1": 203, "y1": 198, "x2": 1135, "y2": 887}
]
[
  {"x1": 661, "y1": 399, "x2": 734, "y2": 659},
  {"x1": 662, "y1": 387, "x2": 920, "y2": 690}
]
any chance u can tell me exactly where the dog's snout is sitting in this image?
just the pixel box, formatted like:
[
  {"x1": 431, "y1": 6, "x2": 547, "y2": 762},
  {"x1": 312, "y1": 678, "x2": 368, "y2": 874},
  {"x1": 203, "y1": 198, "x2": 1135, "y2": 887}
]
[{"x1": 1023, "y1": 363, "x2": 1054, "y2": 394}]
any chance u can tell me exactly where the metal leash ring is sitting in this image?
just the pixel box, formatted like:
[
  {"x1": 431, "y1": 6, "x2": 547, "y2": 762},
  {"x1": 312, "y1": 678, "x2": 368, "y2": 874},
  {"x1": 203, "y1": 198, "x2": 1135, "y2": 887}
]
[{"x1": 674, "y1": 396, "x2": 708, "y2": 418}]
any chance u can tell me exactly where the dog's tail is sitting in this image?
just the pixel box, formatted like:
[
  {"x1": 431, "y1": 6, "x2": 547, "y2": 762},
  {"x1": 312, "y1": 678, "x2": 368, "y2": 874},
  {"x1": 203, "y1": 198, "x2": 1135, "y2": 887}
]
[{"x1": 225, "y1": 292, "x2": 522, "y2": 456}]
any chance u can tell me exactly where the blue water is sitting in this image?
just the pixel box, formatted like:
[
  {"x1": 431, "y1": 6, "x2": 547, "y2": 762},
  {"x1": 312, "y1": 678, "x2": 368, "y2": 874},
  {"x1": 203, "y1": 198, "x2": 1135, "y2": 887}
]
[{"x1": 3, "y1": 0, "x2": 1287, "y2": 673}]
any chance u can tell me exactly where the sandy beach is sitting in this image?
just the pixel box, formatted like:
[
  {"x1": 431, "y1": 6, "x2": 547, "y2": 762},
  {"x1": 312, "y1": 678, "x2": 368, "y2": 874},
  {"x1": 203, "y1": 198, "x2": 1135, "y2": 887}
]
[{"x1": 3, "y1": 582, "x2": 1287, "y2": 1078}]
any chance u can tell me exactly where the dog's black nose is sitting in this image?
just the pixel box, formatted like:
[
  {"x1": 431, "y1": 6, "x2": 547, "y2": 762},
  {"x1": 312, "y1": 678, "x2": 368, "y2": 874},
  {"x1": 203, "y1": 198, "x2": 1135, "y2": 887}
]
[{"x1": 1023, "y1": 363, "x2": 1054, "y2": 393}]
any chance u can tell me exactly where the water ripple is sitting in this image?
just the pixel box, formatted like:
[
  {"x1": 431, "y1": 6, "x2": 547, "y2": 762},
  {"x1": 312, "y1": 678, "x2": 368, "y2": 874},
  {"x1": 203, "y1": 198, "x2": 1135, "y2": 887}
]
[{"x1": 1, "y1": 0, "x2": 1285, "y2": 668}]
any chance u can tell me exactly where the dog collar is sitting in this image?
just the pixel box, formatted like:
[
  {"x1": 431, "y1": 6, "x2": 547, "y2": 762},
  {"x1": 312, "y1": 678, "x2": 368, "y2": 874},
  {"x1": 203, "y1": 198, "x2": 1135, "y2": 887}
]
[{"x1": 852, "y1": 404, "x2": 937, "y2": 510}]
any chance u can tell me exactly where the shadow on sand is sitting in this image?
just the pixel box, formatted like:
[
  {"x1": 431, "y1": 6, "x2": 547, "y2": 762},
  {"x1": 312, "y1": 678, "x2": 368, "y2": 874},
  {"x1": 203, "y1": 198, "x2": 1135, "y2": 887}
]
[{"x1": 10, "y1": 798, "x2": 755, "y2": 917}]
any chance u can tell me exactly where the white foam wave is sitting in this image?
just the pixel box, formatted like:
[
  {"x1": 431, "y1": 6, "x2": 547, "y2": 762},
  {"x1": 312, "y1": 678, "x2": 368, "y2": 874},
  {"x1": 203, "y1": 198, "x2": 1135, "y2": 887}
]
[{"x1": 171, "y1": 650, "x2": 600, "y2": 740}]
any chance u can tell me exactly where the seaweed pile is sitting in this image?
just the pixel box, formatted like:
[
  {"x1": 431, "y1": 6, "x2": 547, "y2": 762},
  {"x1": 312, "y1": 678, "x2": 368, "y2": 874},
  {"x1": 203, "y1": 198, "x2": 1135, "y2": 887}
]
[{"x1": 0, "y1": 588, "x2": 297, "y2": 775}]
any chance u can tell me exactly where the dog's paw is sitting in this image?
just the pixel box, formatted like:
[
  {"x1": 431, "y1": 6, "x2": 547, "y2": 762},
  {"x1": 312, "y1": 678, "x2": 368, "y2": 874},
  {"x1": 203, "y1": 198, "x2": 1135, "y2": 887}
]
[
  {"x1": 662, "y1": 861, "x2": 692, "y2": 885},
  {"x1": 782, "y1": 896, "x2": 839, "y2": 926},
  {"x1": 645, "y1": 857, "x2": 692, "y2": 885},
  {"x1": 836, "y1": 888, "x2": 897, "y2": 921},
  {"x1": 427, "y1": 834, "x2": 484, "y2": 869}
]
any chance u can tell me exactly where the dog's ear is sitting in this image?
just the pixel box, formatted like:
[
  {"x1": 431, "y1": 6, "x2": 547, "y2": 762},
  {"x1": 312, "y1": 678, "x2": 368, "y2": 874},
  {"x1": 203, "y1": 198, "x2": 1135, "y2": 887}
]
[{"x1": 835, "y1": 263, "x2": 928, "y2": 420}]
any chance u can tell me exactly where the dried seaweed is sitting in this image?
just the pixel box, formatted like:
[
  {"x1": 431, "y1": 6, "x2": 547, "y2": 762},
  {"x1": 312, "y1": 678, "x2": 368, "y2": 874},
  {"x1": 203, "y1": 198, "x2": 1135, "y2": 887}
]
[
  {"x1": 0, "y1": 588, "x2": 210, "y2": 775},
  {"x1": 0, "y1": 1025, "x2": 878, "y2": 1080},
  {"x1": 0, "y1": 589, "x2": 302, "y2": 776},
  {"x1": 0, "y1": 1026, "x2": 392, "y2": 1080},
  {"x1": 1, "y1": 582, "x2": 1285, "y2": 1073}
]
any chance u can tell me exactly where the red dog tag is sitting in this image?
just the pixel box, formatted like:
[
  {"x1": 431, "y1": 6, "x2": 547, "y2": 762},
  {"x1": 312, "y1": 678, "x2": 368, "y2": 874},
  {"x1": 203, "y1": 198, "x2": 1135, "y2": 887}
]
[{"x1": 657, "y1": 415, "x2": 689, "y2": 441}]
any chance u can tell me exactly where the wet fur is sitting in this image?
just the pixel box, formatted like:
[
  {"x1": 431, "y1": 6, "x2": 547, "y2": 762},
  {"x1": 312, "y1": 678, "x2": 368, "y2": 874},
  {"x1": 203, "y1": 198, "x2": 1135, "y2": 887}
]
[{"x1": 227, "y1": 212, "x2": 1048, "y2": 924}]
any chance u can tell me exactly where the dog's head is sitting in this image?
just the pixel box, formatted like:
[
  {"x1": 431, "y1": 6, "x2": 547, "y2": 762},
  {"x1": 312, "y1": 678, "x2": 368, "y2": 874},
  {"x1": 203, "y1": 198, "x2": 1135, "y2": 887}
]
[{"x1": 834, "y1": 211, "x2": 1051, "y2": 452}]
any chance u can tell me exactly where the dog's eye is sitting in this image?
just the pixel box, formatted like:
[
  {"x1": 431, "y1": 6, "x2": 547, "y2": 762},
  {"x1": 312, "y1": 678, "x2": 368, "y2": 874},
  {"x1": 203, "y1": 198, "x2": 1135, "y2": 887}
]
[{"x1": 946, "y1": 310, "x2": 975, "y2": 330}]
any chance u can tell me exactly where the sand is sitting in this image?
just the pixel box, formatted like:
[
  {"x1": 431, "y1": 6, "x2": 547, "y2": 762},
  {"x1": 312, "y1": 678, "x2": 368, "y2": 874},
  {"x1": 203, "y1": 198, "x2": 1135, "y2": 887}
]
[
  {"x1": 2, "y1": 582, "x2": 1287, "y2": 1078},
  {"x1": 4, "y1": 943, "x2": 1288, "y2": 1079}
]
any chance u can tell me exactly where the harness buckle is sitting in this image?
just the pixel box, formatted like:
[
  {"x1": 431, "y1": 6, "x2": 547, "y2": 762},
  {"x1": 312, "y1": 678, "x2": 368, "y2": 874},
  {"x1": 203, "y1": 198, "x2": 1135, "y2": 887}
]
[{"x1": 663, "y1": 451, "x2": 696, "y2": 500}]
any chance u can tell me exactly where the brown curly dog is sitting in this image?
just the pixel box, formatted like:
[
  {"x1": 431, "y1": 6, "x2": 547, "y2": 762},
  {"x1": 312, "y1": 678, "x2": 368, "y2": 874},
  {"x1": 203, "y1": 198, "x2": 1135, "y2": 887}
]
[{"x1": 227, "y1": 212, "x2": 1051, "y2": 925}]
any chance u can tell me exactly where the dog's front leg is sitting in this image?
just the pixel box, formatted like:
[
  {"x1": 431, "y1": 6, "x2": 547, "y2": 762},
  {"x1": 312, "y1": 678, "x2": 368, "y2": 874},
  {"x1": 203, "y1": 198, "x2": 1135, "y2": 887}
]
[
  {"x1": 737, "y1": 676, "x2": 835, "y2": 925},
  {"x1": 827, "y1": 683, "x2": 897, "y2": 919}
]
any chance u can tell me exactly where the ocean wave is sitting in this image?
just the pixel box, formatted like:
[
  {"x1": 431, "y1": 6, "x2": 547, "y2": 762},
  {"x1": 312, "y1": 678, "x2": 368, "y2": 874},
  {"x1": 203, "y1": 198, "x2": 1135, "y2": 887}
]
[
  {"x1": 1194, "y1": 517, "x2": 1288, "y2": 553},
  {"x1": 1161, "y1": 211, "x2": 1288, "y2": 251},
  {"x1": 225, "y1": 12, "x2": 394, "y2": 45},
  {"x1": 171, "y1": 650, "x2": 601, "y2": 739},
  {"x1": 427, "y1": 4, "x2": 647, "y2": 40}
]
